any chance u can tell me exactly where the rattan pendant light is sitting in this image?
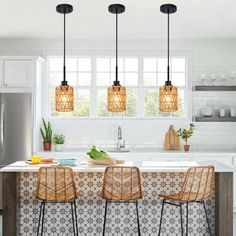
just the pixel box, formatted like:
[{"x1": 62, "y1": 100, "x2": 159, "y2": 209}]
[
  {"x1": 159, "y1": 4, "x2": 178, "y2": 112},
  {"x1": 107, "y1": 4, "x2": 126, "y2": 112},
  {"x1": 55, "y1": 4, "x2": 74, "y2": 112}
]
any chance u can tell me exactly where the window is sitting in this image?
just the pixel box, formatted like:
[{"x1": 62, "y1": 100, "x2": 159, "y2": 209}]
[
  {"x1": 48, "y1": 56, "x2": 92, "y2": 117},
  {"x1": 143, "y1": 57, "x2": 186, "y2": 118},
  {"x1": 97, "y1": 57, "x2": 138, "y2": 117},
  {"x1": 47, "y1": 55, "x2": 188, "y2": 119}
]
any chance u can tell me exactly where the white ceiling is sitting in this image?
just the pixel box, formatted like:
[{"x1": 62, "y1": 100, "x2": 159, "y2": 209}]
[{"x1": 0, "y1": 0, "x2": 235, "y2": 39}]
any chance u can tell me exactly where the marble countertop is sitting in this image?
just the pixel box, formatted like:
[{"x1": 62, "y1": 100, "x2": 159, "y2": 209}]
[
  {"x1": 0, "y1": 160, "x2": 233, "y2": 173},
  {"x1": 36, "y1": 149, "x2": 236, "y2": 157}
]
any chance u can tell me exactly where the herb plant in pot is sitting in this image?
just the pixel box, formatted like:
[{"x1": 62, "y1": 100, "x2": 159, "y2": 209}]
[
  {"x1": 177, "y1": 123, "x2": 195, "y2": 152},
  {"x1": 53, "y1": 134, "x2": 65, "y2": 152},
  {"x1": 40, "y1": 118, "x2": 52, "y2": 151}
]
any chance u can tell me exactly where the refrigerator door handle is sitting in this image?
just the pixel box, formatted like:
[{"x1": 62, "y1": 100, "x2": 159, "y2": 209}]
[{"x1": 0, "y1": 103, "x2": 4, "y2": 153}]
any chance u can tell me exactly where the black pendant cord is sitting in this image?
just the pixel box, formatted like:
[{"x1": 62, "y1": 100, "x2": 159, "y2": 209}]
[
  {"x1": 108, "y1": 4, "x2": 125, "y2": 86},
  {"x1": 56, "y1": 4, "x2": 73, "y2": 86},
  {"x1": 160, "y1": 4, "x2": 177, "y2": 87},
  {"x1": 115, "y1": 12, "x2": 119, "y2": 85},
  {"x1": 63, "y1": 12, "x2": 67, "y2": 85},
  {"x1": 167, "y1": 11, "x2": 170, "y2": 83}
]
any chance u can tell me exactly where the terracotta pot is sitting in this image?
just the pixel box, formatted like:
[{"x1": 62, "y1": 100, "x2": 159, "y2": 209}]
[
  {"x1": 43, "y1": 142, "x2": 52, "y2": 151},
  {"x1": 184, "y1": 144, "x2": 190, "y2": 152}
]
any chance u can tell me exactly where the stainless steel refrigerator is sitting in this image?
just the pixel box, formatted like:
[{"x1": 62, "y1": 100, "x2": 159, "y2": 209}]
[{"x1": 0, "y1": 93, "x2": 32, "y2": 210}]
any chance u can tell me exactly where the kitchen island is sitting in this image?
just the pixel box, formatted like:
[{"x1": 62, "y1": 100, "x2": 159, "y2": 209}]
[{"x1": 1, "y1": 160, "x2": 233, "y2": 236}]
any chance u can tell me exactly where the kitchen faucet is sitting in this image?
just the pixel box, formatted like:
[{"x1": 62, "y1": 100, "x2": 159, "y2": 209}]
[{"x1": 117, "y1": 125, "x2": 125, "y2": 150}]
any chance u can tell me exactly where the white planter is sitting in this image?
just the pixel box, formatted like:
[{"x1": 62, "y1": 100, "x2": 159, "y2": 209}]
[{"x1": 54, "y1": 144, "x2": 63, "y2": 152}]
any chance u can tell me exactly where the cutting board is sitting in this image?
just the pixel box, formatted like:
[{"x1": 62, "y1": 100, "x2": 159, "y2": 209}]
[
  {"x1": 26, "y1": 160, "x2": 59, "y2": 165},
  {"x1": 164, "y1": 125, "x2": 180, "y2": 150}
]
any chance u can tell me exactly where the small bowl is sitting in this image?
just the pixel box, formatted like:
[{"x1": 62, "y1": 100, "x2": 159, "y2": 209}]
[{"x1": 59, "y1": 159, "x2": 77, "y2": 166}]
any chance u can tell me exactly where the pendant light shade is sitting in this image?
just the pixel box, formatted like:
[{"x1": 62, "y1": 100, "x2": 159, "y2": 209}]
[
  {"x1": 108, "y1": 84, "x2": 126, "y2": 112},
  {"x1": 159, "y1": 4, "x2": 178, "y2": 112},
  {"x1": 55, "y1": 4, "x2": 74, "y2": 112},
  {"x1": 159, "y1": 85, "x2": 178, "y2": 112},
  {"x1": 55, "y1": 84, "x2": 74, "y2": 112},
  {"x1": 107, "y1": 4, "x2": 126, "y2": 112}
]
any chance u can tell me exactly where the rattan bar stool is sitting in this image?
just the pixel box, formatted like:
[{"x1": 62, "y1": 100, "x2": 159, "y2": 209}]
[
  {"x1": 158, "y1": 165, "x2": 215, "y2": 236},
  {"x1": 35, "y1": 167, "x2": 79, "y2": 236},
  {"x1": 101, "y1": 166, "x2": 143, "y2": 236}
]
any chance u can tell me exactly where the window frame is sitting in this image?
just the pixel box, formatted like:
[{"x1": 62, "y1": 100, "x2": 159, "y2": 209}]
[
  {"x1": 142, "y1": 55, "x2": 189, "y2": 119},
  {"x1": 44, "y1": 50, "x2": 192, "y2": 121}
]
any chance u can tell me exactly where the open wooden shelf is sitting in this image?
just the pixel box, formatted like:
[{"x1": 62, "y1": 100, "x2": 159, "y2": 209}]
[
  {"x1": 194, "y1": 86, "x2": 236, "y2": 91},
  {"x1": 195, "y1": 116, "x2": 236, "y2": 122}
]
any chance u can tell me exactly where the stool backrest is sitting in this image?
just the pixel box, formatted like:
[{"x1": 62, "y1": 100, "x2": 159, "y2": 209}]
[
  {"x1": 179, "y1": 165, "x2": 215, "y2": 201},
  {"x1": 36, "y1": 166, "x2": 77, "y2": 202},
  {"x1": 102, "y1": 166, "x2": 143, "y2": 201}
]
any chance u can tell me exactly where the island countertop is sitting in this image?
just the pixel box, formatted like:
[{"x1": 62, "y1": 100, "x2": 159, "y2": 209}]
[{"x1": 0, "y1": 160, "x2": 233, "y2": 172}]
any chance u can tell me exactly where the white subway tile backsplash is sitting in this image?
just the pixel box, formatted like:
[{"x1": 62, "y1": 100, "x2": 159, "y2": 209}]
[{"x1": 47, "y1": 42, "x2": 236, "y2": 152}]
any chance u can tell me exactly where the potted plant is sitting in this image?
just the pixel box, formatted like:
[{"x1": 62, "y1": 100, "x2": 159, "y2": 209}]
[
  {"x1": 40, "y1": 118, "x2": 52, "y2": 151},
  {"x1": 53, "y1": 134, "x2": 65, "y2": 152},
  {"x1": 177, "y1": 123, "x2": 195, "y2": 152}
]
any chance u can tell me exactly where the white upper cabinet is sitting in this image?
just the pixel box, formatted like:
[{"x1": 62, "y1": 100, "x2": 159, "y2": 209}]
[{"x1": 4, "y1": 60, "x2": 32, "y2": 87}]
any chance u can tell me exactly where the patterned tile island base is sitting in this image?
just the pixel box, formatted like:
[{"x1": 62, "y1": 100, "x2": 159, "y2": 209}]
[{"x1": 17, "y1": 172, "x2": 215, "y2": 236}]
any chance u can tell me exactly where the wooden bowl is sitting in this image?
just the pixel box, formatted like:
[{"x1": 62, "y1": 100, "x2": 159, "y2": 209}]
[{"x1": 86, "y1": 157, "x2": 125, "y2": 165}]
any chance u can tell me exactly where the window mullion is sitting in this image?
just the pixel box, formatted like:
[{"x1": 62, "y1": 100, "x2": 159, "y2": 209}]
[
  {"x1": 138, "y1": 56, "x2": 144, "y2": 117},
  {"x1": 90, "y1": 56, "x2": 97, "y2": 117}
]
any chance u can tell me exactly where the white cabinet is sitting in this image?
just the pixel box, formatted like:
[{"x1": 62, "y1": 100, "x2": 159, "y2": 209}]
[
  {"x1": 0, "y1": 56, "x2": 41, "y2": 90},
  {"x1": 4, "y1": 60, "x2": 32, "y2": 87}
]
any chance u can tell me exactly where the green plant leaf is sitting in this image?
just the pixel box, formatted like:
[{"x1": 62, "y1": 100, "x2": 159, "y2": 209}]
[
  {"x1": 41, "y1": 118, "x2": 52, "y2": 143},
  {"x1": 53, "y1": 134, "x2": 65, "y2": 144},
  {"x1": 40, "y1": 128, "x2": 46, "y2": 142},
  {"x1": 42, "y1": 118, "x2": 47, "y2": 133}
]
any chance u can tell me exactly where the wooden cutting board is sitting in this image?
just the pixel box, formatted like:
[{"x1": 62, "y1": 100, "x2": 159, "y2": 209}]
[
  {"x1": 164, "y1": 125, "x2": 180, "y2": 150},
  {"x1": 26, "y1": 160, "x2": 59, "y2": 165}
]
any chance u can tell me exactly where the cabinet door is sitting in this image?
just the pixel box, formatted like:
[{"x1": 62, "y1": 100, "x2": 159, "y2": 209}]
[{"x1": 4, "y1": 60, "x2": 32, "y2": 87}]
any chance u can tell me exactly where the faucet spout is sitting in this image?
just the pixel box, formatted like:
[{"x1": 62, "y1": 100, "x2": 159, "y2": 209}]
[
  {"x1": 117, "y1": 125, "x2": 125, "y2": 150},
  {"x1": 118, "y1": 125, "x2": 122, "y2": 139}
]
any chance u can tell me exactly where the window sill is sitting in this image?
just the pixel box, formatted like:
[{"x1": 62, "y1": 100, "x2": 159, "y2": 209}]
[{"x1": 47, "y1": 116, "x2": 189, "y2": 121}]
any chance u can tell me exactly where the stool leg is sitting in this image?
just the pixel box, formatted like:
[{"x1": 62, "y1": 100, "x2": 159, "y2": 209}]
[
  {"x1": 158, "y1": 199, "x2": 165, "y2": 236},
  {"x1": 135, "y1": 201, "x2": 141, "y2": 236},
  {"x1": 202, "y1": 201, "x2": 212, "y2": 236},
  {"x1": 73, "y1": 200, "x2": 79, "y2": 236},
  {"x1": 41, "y1": 202, "x2": 46, "y2": 236},
  {"x1": 37, "y1": 202, "x2": 43, "y2": 236},
  {"x1": 180, "y1": 203, "x2": 184, "y2": 236},
  {"x1": 186, "y1": 203, "x2": 188, "y2": 236},
  {"x1": 71, "y1": 202, "x2": 76, "y2": 236},
  {"x1": 103, "y1": 200, "x2": 108, "y2": 236}
]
